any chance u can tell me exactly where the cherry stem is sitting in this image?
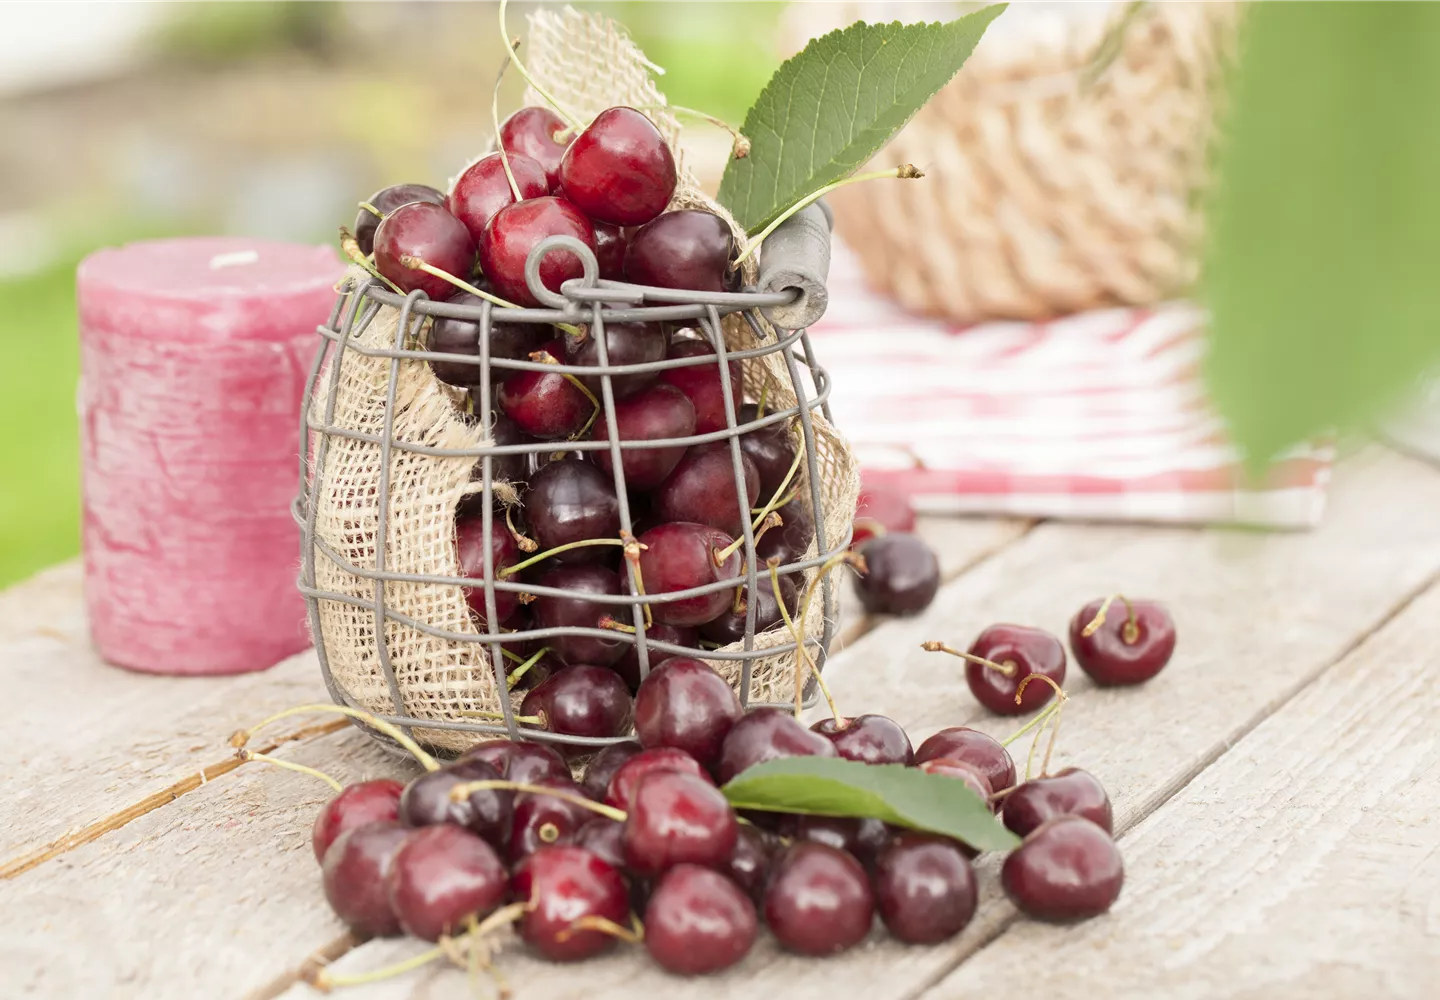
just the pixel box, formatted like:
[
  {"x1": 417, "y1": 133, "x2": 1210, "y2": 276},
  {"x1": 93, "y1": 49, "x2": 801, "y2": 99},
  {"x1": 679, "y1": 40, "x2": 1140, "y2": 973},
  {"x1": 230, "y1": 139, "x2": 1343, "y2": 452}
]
[
  {"x1": 231, "y1": 704, "x2": 440, "y2": 772},
  {"x1": 528, "y1": 349, "x2": 602, "y2": 438},
  {"x1": 998, "y1": 698, "x2": 1061, "y2": 748},
  {"x1": 338, "y1": 226, "x2": 403, "y2": 295},
  {"x1": 755, "y1": 383, "x2": 769, "y2": 420},
  {"x1": 771, "y1": 558, "x2": 841, "y2": 723},
  {"x1": 505, "y1": 646, "x2": 551, "y2": 690},
  {"x1": 713, "y1": 510, "x2": 782, "y2": 565},
  {"x1": 1013, "y1": 671, "x2": 1067, "y2": 707},
  {"x1": 735, "y1": 445, "x2": 806, "y2": 551},
  {"x1": 918, "y1": 641, "x2": 1018, "y2": 678},
  {"x1": 357, "y1": 200, "x2": 383, "y2": 219},
  {"x1": 499, "y1": 536, "x2": 624, "y2": 577},
  {"x1": 498, "y1": 0, "x2": 584, "y2": 130},
  {"x1": 236, "y1": 750, "x2": 343, "y2": 793},
  {"x1": 733, "y1": 164, "x2": 924, "y2": 266},
  {"x1": 796, "y1": 550, "x2": 866, "y2": 653},
  {"x1": 556, "y1": 913, "x2": 645, "y2": 945},
  {"x1": 449, "y1": 779, "x2": 627, "y2": 822},
  {"x1": 505, "y1": 505, "x2": 537, "y2": 553},
  {"x1": 493, "y1": 39, "x2": 524, "y2": 202},
  {"x1": 310, "y1": 944, "x2": 445, "y2": 991},
  {"x1": 621, "y1": 103, "x2": 750, "y2": 158},
  {"x1": 538, "y1": 821, "x2": 561, "y2": 844},
  {"x1": 621, "y1": 530, "x2": 654, "y2": 629},
  {"x1": 1082, "y1": 593, "x2": 1140, "y2": 644},
  {"x1": 597, "y1": 616, "x2": 636, "y2": 634},
  {"x1": 501, "y1": 646, "x2": 526, "y2": 664},
  {"x1": 458, "y1": 709, "x2": 546, "y2": 726},
  {"x1": 400, "y1": 256, "x2": 520, "y2": 310}
]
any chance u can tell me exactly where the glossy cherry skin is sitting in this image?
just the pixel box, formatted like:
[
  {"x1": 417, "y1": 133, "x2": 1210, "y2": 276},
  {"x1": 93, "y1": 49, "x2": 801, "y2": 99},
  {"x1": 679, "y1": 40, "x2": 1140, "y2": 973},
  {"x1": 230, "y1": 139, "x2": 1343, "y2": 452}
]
[
  {"x1": 914, "y1": 728, "x2": 1017, "y2": 797},
  {"x1": 511, "y1": 845, "x2": 631, "y2": 961},
  {"x1": 590, "y1": 382, "x2": 696, "y2": 489},
  {"x1": 966, "y1": 624, "x2": 1067, "y2": 716},
  {"x1": 448, "y1": 151, "x2": 550, "y2": 243},
  {"x1": 720, "y1": 825, "x2": 779, "y2": 903},
  {"x1": 321, "y1": 821, "x2": 410, "y2": 937},
  {"x1": 499, "y1": 106, "x2": 569, "y2": 187},
  {"x1": 524, "y1": 459, "x2": 621, "y2": 561},
  {"x1": 755, "y1": 494, "x2": 815, "y2": 568},
  {"x1": 479, "y1": 196, "x2": 596, "y2": 307},
  {"x1": 850, "y1": 482, "x2": 917, "y2": 548},
  {"x1": 715, "y1": 706, "x2": 838, "y2": 784},
  {"x1": 1001, "y1": 815, "x2": 1124, "y2": 921},
  {"x1": 460, "y1": 739, "x2": 571, "y2": 786},
  {"x1": 499, "y1": 336, "x2": 593, "y2": 440},
  {"x1": 565, "y1": 321, "x2": 667, "y2": 399},
  {"x1": 572, "y1": 817, "x2": 627, "y2": 870},
  {"x1": 580, "y1": 740, "x2": 642, "y2": 800},
  {"x1": 387, "y1": 824, "x2": 507, "y2": 941},
  {"x1": 764, "y1": 842, "x2": 875, "y2": 955},
  {"x1": 312, "y1": 779, "x2": 404, "y2": 862},
  {"x1": 521, "y1": 663, "x2": 633, "y2": 741},
  {"x1": 374, "y1": 201, "x2": 476, "y2": 301},
  {"x1": 398, "y1": 760, "x2": 514, "y2": 848},
  {"x1": 624, "y1": 210, "x2": 735, "y2": 293},
  {"x1": 700, "y1": 573, "x2": 796, "y2": 646},
  {"x1": 1069, "y1": 598, "x2": 1177, "y2": 686},
  {"x1": 456, "y1": 513, "x2": 523, "y2": 626},
  {"x1": 509, "y1": 775, "x2": 596, "y2": 863},
  {"x1": 592, "y1": 222, "x2": 627, "y2": 281},
  {"x1": 811, "y1": 714, "x2": 914, "y2": 766},
  {"x1": 558, "y1": 107, "x2": 677, "y2": 226},
  {"x1": 919, "y1": 758, "x2": 994, "y2": 805},
  {"x1": 854, "y1": 533, "x2": 940, "y2": 616},
  {"x1": 659, "y1": 338, "x2": 742, "y2": 435},
  {"x1": 873, "y1": 833, "x2": 978, "y2": 944},
  {"x1": 612, "y1": 622, "x2": 698, "y2": 692},
  {"x1": 635, "y1": 521, "x2": 743, "y2": 627},
  {"x1": 622, "y1": 769, "x2": 738, "y2": 877},
  {"x1": 532, "y1": 564, "x2": 627, "y2": 666},
  {"x1": 645, "y1": 864, "x2": 757, "y2": 975},
  {"x1": 736, "y1": 404, "x2": 796, "y2": 499},
  {"x1": 355, "y1": 182, "x2": 445, "y2": 255},
  {"x1": 604, "y1": 746, "x2": 712, "y2": 812},
  {"x1": 655, "y1": 443, "x2": 760, "y2": 535},
  {"x1": 426, "y1": 291, "x2": 545, "y2": 387},
  {"x1": 776, "y1": 814, "x2": 892, "y2": 868},
  {"x1": 633, "y1": 657, "x2": 743, "y2": 770},
  {"x1": 1002, "y1": 768, "x2": 1113, "y2": 837}
]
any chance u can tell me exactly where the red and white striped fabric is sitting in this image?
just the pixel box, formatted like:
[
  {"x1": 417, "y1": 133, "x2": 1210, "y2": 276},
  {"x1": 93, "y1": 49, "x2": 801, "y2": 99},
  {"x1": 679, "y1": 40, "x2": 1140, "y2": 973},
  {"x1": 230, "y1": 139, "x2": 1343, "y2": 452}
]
[{"x1": 808, "y1": 243, "x2": 1334, "y2": 528}]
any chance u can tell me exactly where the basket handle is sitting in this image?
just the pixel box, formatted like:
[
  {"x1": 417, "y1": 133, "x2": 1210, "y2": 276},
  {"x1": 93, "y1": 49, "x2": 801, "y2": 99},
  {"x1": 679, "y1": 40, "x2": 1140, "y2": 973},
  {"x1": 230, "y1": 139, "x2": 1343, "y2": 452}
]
[{"x1": 755, "y1": 200, "x2": 833, "y2": 330}]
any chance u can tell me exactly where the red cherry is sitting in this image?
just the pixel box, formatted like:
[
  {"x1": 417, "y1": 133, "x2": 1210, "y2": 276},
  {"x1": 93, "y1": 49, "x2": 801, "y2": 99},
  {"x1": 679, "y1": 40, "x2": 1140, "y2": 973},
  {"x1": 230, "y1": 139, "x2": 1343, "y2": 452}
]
[
  {"x1": 914, "y1": 727, "x2": 1017, "y2": 798},
  {"x1": 530, "y1": 564, "x2": 628, "y2": 667},
  {"x1": 850, "y1": 482, "x2": 917, "y2": 548},
  {"x1": 498, "y1": 336, "x2": 594, "y2": 440},
  {"x1": 854, "y1": 533, "x2": 940, "y2": 615},
  {"x1": 633, "y1": 657, "x2": 743, "y2": 770},
  {"x1": 715, "y1": 706, "x2": 838, "y2": 784},
  {"x1": 604, "y1": 746, "x2": 711, "y2": 812},
  {"x1": 1001, "y1": 815, "x2": 1124, "y2": 921},
  {"x1": 460, "y1": 738, "x2": 570, "y2": 785},
  {"x1": 736, "y1": 403, "x2": 797, "y2": 499},
  {"x1": 571, "y1": 817, "x2": 627, "y2": 870},
  {"x1": 564, "y1": 321, "x2": 667, "y2": 399},
  {"x1": 374, "y1": 201, "x2": 475, "y2": 301},
  {"x1": 558, "y1": 107, "x2": 677, "y2": 226},
  {"x1": 644, "y1": 864, "x2": 757, "y2": 975},
  {"x1": 321, "y1": 821, "x2": 409, "y2": 937},
  {"x1": 965, "y1": 624, "x2": 1067, "y2": 715},
  {"x1": 455, "y1": 513, "x2": 522, "y2": 626},
  {"x1": 654, "y1": 442, "x2": 760, "y2": 535},
  {"x1": 622, "y1": 769, "x2": 738, "y2": 877},
  {"x1": 873, "y1": 833, "x2": 977, "y2": 944},
  {"x1": 448, "y1": 151, "x2": 550, "y2": 243},
  {"x1": 611, "y1": 622, "x2": 699, "y2": 692},
  {"x1": 521, "y1": 664, "x2": 633, "y2": 741},
  {"x1": 623, "y1": 210, "x2": 735, "y2": 293},
  {"x1": 919, "y1": 758, "x2": 994, "y2": 804},
  {"x1": 355, "y1": 182, "x2": 445, "y2": 256},
  {"x1": 386, "y1": 824, "x2": 506, "y2": 941},
  {"x1": 398, "y1": 760, "x2": 514, "y2": 848},
  {"x1": 810, "y1": 714, "x2": 914, "y2": 765},
  {"x1": 700, "y1": 573, "x2": 797, "y2": 647},
  {"x1": 634, "y1": 521, "x2": 743, "y2": 627},
  {"x1": 755, "y1": 493, "x2": 815, "y2": 568},
  {"x1": 763, "y1": 842, "x2": 874, "y2": 955},
  {"x1": 479, "y1": 196, "x2": 596, "y2": 307},
  {"x1": 776, "y1": 813, "x2": 892, "y2": 868},
  {"x1": 499, "y1": 106, "x2": 570, "y2": 187},
  {"x1": 509, "y1": 775, "x2": 596, "y2": 863},
  {"x1": 589, "y1": 382, "x2": 696, "y2": 489},
  {"x1": 659, "y1": 338, "x2": 742, "y2": 435},
  {"x1": 592, "y1": 222, "x2": 628, "y2": 281},
  {"x1": 1069, "y1": 597, "x2": 1177, "y2": 686},
  {"x1": 719, "y1": 825, "x2": 779, "y2": 903},
  {"x1": 1002, "y1": 767, "x2": 1113, "y2": 837},
  {"x1": 580, "y1": 740, "x2": 642, "y2": 801},
  {"x1": 312, "y1": 779, "x2": 403, "y2": 862},
  {"x1": 511, "y1": 845, "x2": 631, "y2": 961}
]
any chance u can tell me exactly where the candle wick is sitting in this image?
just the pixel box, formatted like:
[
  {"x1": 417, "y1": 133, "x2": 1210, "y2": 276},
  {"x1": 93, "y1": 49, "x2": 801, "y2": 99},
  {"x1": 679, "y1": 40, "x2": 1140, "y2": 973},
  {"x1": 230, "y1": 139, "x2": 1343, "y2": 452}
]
[{"x1": 209, "y1": 250, "x2": 260, "y2": 270}]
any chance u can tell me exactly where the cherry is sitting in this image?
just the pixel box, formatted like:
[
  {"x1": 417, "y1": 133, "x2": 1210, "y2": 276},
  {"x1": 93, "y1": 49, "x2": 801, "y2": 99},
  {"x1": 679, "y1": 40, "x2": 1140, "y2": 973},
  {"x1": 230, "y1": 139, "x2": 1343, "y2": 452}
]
[
  {"x1": 399, "y1": 760, "x2": 514, "y2": 847},
  {"x1": 524, "y1": 459, "x2": 621, "y2": 561},
  {"x1": 504, "y1": 643, "x2": 559, "y2": 692},
  {"x1": 321, "y1": 821, "x2": 409, "y2": 937},
  {"x1": 810, "y1": 714, "x2": 914, "y2": 766},
  {"x1": 700, "y1": 573, "x2": 797, "y2": 645},
  {"x1": 737, "y1": 404, "x2": 796, "y2": 499},
  {"x1": 589, "y1": 382, "x2": 695, "y2": 489},
  {"x1": 715, "y1": 706, "x2": 838, "y2": 784},
  {"x1": 776, "y1": 814, "x2": 891, "y2": 868},
  {"x1": 592, "y1": 222, "x2": 627, "y2": 281},
  {"x1": 612, "y1": 622, "x2": 698, "y2": 692},
  {"x1": 565, "y1": 321, "x2": 667, "y2": 399},
  {"x1": 427, "y1": 292, "x2": 545, "y2": 387},
  {"x1": 655, "y1": 443, "x2": 760, "y2": 535},
  {"x1": 659, "y1": 338, "x2": 742, "y2": 435},
  {"x1": 448, "y1": 151, "x2": 550, "y2": 243},
  {"x1": 1069, "y1": 597, "x2": 1176, "y2": 686},
  {"x1": 755, "y1": 494, "x2": 815, "y2": 568},
  {"x1": 764, "y1": 842, "x2": 874, "y2": 955},
  {"x1": 581, "y1": 740, "x2": 642, "y2": 800},
  {"x1": 521, "y1": 663, "x2": 633, "y2": 741},
  {"x1": 374, "y1": 201, "x2": 476, "y2": 301},
  {"x1": 605, "y1": 746, "x2": 712, "y2": 812},
  {"x1": 531, "y1": 564, "x2": 627, "y2": 666},
  {"x1": 633, "y1": 657, "x2": 743, "y2": 770},
  {"x1": 919, "y1": 758, "x2": 994, "y2": 804},
  {"x1": 635, "y1": 522, "x2": 743, "y2": 627},
  {"x1": 387, "y1": 824, "x2": 507, "y2": 941},
  {"x1": 854, "y1": 533, "x2": 940, "y2": 616},
  {"x1": 460, "y1": 414, "x2": 531, "y2": 505},
  {"x1": 622, "y1": 769, "x2": 738, "y2": 877},
  {"x1": 456, "y1": 512, "x2": 522, "y2": 626},
  {"x1": 499, "y1": 106, "x2": 569, "y2": 187},
  {"x1": 558, "y1": 107, "x2": 677, "y2": 226},
  {"x1": 355, "y1": 182, "x2": 445, "y2": 256},
  {"x1": 1001, "y1": 815, "x2": 1124, "y2": 921},
  {"x1": 498, "y1": 336, "x2": 594, "y2": 440},
  {"x1": 1003, "y1": 768, "x2": 1113, "y2": 837},
  {"x1": 509, "y1": 775, "x2": 596, "y2": 863},
  {"x1": 312, "y1": 779, "x2": 404, "y2": 862},
  {"x1": 460, "y1": 739, "x2": 571, "y2": 786},
  {"x1": 851, "y1": 483, "x2": 917, "y2": 548},
  {"x1": 623, "y1": 210, "x2": 735, "y2": 293},
  {"x1": 914, "y1": 728, "x2": 1017, "y2": 798},
  {"x1": 872, "y1": 833, "x2": 977, "y2": 944},
  {"x1": 512, "y1": 845, "x2": 631, "y2": 961},
  {"x1": 572, "y1": 817, "x2": 627, "y2": 870},
  {"x1": 479, "y1": 196, "x2": 595, "y2": 308},
  {"x1": 965, "y1": 624, "x2": 1067, "y2": 715},
  {"x1": 644, "y1": 864, "x2": 757, "y2": 975},
  {"x1": 720, "y1": 825, "x2": 778, "y2": 903}
]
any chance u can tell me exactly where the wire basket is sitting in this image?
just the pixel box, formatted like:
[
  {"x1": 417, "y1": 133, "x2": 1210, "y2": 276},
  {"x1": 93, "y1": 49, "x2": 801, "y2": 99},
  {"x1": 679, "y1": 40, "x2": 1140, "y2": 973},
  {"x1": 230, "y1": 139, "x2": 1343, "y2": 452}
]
[{"x1": 295, "y1": 212, "x2": 854, "y2": 758}]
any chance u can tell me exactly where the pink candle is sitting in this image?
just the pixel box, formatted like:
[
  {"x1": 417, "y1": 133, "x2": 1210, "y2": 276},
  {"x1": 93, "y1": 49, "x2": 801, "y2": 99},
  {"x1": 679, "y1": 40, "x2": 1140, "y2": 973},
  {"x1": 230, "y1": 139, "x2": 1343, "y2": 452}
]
[{"x1": 77, "y1": 237, "x2": 345, "y2": 675}]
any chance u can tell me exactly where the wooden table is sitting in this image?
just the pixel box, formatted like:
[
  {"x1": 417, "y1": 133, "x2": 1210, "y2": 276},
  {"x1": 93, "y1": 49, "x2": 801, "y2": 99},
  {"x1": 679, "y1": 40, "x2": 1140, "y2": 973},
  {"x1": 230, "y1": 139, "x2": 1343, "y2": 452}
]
[{"x1": 5, "y1": 446, "x2": 1439, "y2": 999}]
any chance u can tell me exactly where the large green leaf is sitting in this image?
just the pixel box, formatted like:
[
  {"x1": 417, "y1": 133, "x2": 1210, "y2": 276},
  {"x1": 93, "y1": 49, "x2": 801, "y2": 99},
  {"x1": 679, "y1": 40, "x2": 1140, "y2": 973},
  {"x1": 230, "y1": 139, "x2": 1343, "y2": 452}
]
[
  {"x1": 717, "y1": 7, "x2": 1006, "y2": 234},
  {"x1": 721, "y1": 756, "x2": 1020, "y2": 853},
  {"x1": 1203, "y1": 3, "x2": 1440, "y2": 468}
]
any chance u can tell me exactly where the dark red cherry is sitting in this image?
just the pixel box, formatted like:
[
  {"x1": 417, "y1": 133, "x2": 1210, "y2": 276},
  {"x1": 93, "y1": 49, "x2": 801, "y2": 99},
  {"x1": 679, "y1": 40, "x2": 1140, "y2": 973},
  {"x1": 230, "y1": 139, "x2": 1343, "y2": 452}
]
[
  {"x1": 448, "y1": 151, "x2": 550, "y2": 243},
  {"x1": 700, "y1": 573, "x2": 797, "y2": 646},
  {"x1": 810, "y1": 714, "x2": 914, "y2": 766},
  {"x1": 511, "y1": 845, "x2": 630, "y2": 961},
  {"x1": 572, "y1": 817, "x2": 627, "y2": 870},
  {"x1": 764, "y1": 842, "x2": 874, "y2": 955},
  {"x1": 321, "y1": 821, "x2": 409, "y2": 937},
  {"x1": 854, "y1": 533, "x2": 940, "y2": 616},
  {"x1": 531, "y1": 564, "x2": 627, "y2": 666},
  {"x1": 426, "y1": 291, "x2": 545, "y2": 387},
  {"x1": 622, "y1": 769, "x2": 738, "y2": 877},
  {"x1": 919, "y1": 758, "x2": 994, "y2": 804},
  {"x1": 509, "y1": 775, "x2": 596, "y2": 863},
  {"x1": 580, "y1": 740, "x2": 642, "y2": 800},
  {"x1": 604, "y1": 746, "x2": 711, "y2": 812},
  {"x1": 851, "y1": 482, "x2": 917, "y2": 548},
  {"x1": 645, "y1": 864, "x2": 757, "y2": 975},
  {"x1": 399, "y1": 760, "x2": 514, "y2": 847},
  {"x1": 624, "y1": 210, "x2": 735, "y2": 293},
  {"x1": 1001, "y1": 815, "x2": 1124, "y2": 921},
  {"x1": 715, "y1": 706, "x2": 838, "y2": 784},
  {"x1": 312, "y1": 779, "x2": 404, "y2": 863},
  {"x1": 873, "y1": 833, "x2": 977, "y2": 944},
  {"x1": 633, "y1": 657, "x2": 743, "y2": 770},
  {"x1": 776, "y1": 814, "x2": 891, "y2": 868},
  {"x1": 374, "y1": 201, "x2": 476, "y2": 301},
  {"x1": 355, "y1": 182, "x2": 445, "y2": 256},
  {"x1": 966, "y1": 624, "x2": 1067, "y2": 715},
  {"x1": 914, "y1": 727, "x2": 1017, "y2": 798},
  {"x1": 522, "y1": 663, "x2": 633, "y2": 741},
  {"x1": 592, "y1": 222, "x2": 627, "y2": 281},
  {"x1": 524, "y1": 459, "x2": 621, "y2": 561},
  {"x1": 737, "y1": 404, "x2": 797, "y2": 499},
  {"x1": 720, "y1": 825, "x2": 779, "y2": 903},
  {"x1": 1069, "y1": 597, "x2": 1177, "y2": 686},
  {"x1": 612, "y1": 622, "x2": 698, "y2": 692},
  {"x1": 460, "y1": 739, "x2": 571, "y2": 786},
  {"x1": 498, "y1": 336, "x2": 594, "y2": 440},
  {"x1": 635, "y1": 522, "x2": 743, "y2": 627},
  {"x1": 479, "y1": 196, "x2": 596, "y2": 308},
  {"x1": 459, "y1": 414, "x2": 531, "y2": 508},
  {"x1": 1003, "y1": 768, "x2": 1113, "y2": 837},
  {"x1": 659, "y1": 338, "x2": 742, "y2": 435},
  {"x1": 456, "y1": 513, "x2": 522, "y2": 626},
  {"x1": 655, "y1": 442, "x2": 760, "y2": 535},
  {"x1": 499, "y1": 106, "x2": 569, "y2": 187},
  {"x1": 590, "y1": 383, "x2": 695, "y2": 489},
  {"x1": 755, "y1": 494, "x2": 815, "y2": 568},
  {"x1": 386, "y1": 824, "x2": 507, "y2": 941},
  {"x1": 565, "y1": 321, "x2": 667, "y2": 399},
  {"x1": 558, "y1": 107, "x2": 677, "y2": 226}
]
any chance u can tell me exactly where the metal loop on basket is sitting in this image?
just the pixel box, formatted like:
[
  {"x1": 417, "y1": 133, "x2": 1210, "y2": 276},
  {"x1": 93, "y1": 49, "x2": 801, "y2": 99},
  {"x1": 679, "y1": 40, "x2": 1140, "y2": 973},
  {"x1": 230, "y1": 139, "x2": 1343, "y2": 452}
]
[{"x1": 524, "y1": 234, "x2": 600, "y2": 311}]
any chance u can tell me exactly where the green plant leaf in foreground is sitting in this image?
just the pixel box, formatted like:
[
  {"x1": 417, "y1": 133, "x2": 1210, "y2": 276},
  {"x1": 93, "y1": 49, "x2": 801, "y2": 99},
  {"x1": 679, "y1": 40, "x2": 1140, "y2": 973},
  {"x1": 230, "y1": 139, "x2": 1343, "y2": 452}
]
[
  {"x1": 721, "y1": 756, "x2": 1020, "y2": 853},
  {"x1": 1203, "y1": 2, "x2": 1440, "y2": 469},
  {"x1": 717, "y1": 6, "x2": 1006, "y2": 234}
]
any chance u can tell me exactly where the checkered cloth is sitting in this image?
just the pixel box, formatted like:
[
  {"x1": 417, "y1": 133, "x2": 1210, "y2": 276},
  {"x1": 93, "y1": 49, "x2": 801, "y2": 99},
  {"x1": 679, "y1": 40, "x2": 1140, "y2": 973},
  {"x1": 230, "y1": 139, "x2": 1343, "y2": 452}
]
[{"x1": 807, "y1": 243, "x2": 1334, "y2": 528}]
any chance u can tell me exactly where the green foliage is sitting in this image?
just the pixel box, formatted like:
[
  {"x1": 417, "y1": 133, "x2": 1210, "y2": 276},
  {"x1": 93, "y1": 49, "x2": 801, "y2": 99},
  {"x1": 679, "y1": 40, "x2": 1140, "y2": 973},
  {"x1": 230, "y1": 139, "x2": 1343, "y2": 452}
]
[
  {"x1": 1203, "y1": 3, "x2": 1440, "y2": 468},
  {"x1": 152, "y1": 1, "x2": 338, "y2": 64},
  {"x1": 721, "y1": 755, "x2": 1020, "y2": 852},
  {"x1": 717, "y1": 6, "x2": 1005, "y2": 234}
]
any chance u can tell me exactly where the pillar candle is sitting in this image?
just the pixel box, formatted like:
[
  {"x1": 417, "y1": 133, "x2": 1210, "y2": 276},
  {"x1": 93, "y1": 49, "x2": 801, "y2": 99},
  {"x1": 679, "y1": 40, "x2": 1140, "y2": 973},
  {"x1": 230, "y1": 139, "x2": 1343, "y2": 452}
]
[{"x1": 77, "y1": 237, "x2": 345, "y2": 675}]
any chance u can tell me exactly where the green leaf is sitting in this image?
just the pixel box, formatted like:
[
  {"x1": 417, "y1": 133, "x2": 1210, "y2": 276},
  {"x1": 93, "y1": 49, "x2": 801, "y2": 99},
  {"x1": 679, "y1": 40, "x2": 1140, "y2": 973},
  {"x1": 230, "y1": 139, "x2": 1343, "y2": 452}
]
[
  {"x1": 717, "y1": 6, "x2": 1006, "y2": 234},
  {"x1": 721, "y1": 756, "x2": 1020, "y2": 853},
  {"x1": 1203, "y1": 3, "x2": 1440, "y2": 469}
]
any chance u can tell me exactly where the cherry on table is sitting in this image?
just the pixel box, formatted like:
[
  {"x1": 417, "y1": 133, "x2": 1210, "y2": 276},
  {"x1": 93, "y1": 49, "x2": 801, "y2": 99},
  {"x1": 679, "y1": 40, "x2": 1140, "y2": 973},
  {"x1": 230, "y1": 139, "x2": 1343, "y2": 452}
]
[
  {"x1": 604, "y1": 746, "x2": 712, "y2": 812},
  {"x1": 811, "y1": 713, "x2": 914, "y2": 765},
  {"x1": 512, "y1": 845, "x2": 631, "y2": 961},
  {"x1": 635, "y1": 521, "x2": 743, "y2": 627},
  {"x1": 565, "y1": 321, "x2": 667, "y2": 399},
  {"x1": 655, "y1": 442, "x2": 760, "y2": 535},
  {"x1": 1001, "y1": 815, "x2": 1124, "y2": 921},
  {"x1": 355, "y1": 182, "x2": 445, "y2": 256},
  {"x1": 624, "y1": 209, "x2": 736, "y2": 293},
  {"x1": 763, "y1": 842, "x2": 874, "y2": 956},
  {"x1": 386, "y1": 824, "x2": 507, "y2": 942},
  {"x1": 479, "y1": 195, "x2": 595, "y2": 307},
  {"x1": 524, "y1": 459, "x2": 622, "y2": 561},
  {"x1": 715, "y1": 706, "x2": 838, "y2": 784},
  {"x1": 321, "y1": 821, "x2": 410, "y2": 937},
  {"x1": 645, "y1": 864, "x2": 757, "y2": 975},
  {"x1": 456, "y1": 513, "x2": 523, "y2": 626},
  {"x1": 460, "y1": 738, "x2": 571, "y2": 786},
  {"x1": 873, "y1": 832, "x2": 978, "y2": 944},
  {"x1": 581, "y1": 739, "x2": 642, "y2": 800},
  {"x1": 720, "y1": 824, "x2": 779, "y2": 904},
  {"x1": 1069, "y1": 595, "x2": 1177, "y2": 686},
  {"x1": 612, "y1": 622, "x2": 698, "y2": 692},
  {"x1": 964, "y1": 624, "x2": 1067, "y2": 715},
  {"x1": 737, "y1": 404, "x2": 797, "y2": 499},
  {"x1": 374, "y1": 201, "x2": 476, "y2": 301},
  {"x1": 659, "y1": 337, "x2": 742, "y2": 435},
  {"x1": 1003, "y1": 767, "x2": 1114, "y2": 837},
  {"x1": 854, "y1": 533, "x2": 940, "y2": 616},
  {"x1": 851, "y1": 482, "x2": 917, "y2": 548},
  {"x1": 499, "y1": 106, "x2": 570, "y2": 187},
  {"x1": 498, "y1": 336, "x2": 594, "y2": 440},
  {"x1": 592, "y1": 222, "x2": 627, "y2": 281},
  {"x1": 776, "y1": 814, "x2": 891, "y2": 868},
  {"x1": 590, "y1": 382, "x2": 696, "y2": 490},
  {"x1": 633, "y1": 657, "x2": 743, "y2": 770},
  {"x1": 448, "y1": 151, "x2": 550, "y2": 243},
  {"x1": 699, "y1": 573, "x2": 797, "y2": 646},
  {"x1": 558, "y1": 106, "x2": 677, "y2": 226},
  {"x1": 622, "y1": 769, "x2": 738, "y2": 877},
  {"x1": 532, "y1": 564, "x2": 627, "y2": 667},
  {"x1": 914, "y1": 727, "x2": 1017, "y2": 798},
  {"x1": 312, "y1": 779, "x2": 404, "y2": 863},
  {"x1": 572, "y1": 817, "x2": 627, "y2": 870},
  {"x1": 509, "y1": 775, "x2": 596, "y2": 863},
  {"x1": 521, "y1": 663, "x2": 634, "y2": 741},
  {"x1": 398, "y1": 759, "x2": 514, "y2": 848},
  {"x1": 755, "y1": 494, "x2": 815, "y2": 568}
]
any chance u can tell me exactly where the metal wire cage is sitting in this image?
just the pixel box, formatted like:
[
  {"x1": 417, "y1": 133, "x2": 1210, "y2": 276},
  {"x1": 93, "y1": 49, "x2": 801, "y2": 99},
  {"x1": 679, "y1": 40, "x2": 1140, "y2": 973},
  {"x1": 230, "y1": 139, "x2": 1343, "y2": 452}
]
[{"x1": 295, "y1": 230, "x2": 847, "y2": 757}]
